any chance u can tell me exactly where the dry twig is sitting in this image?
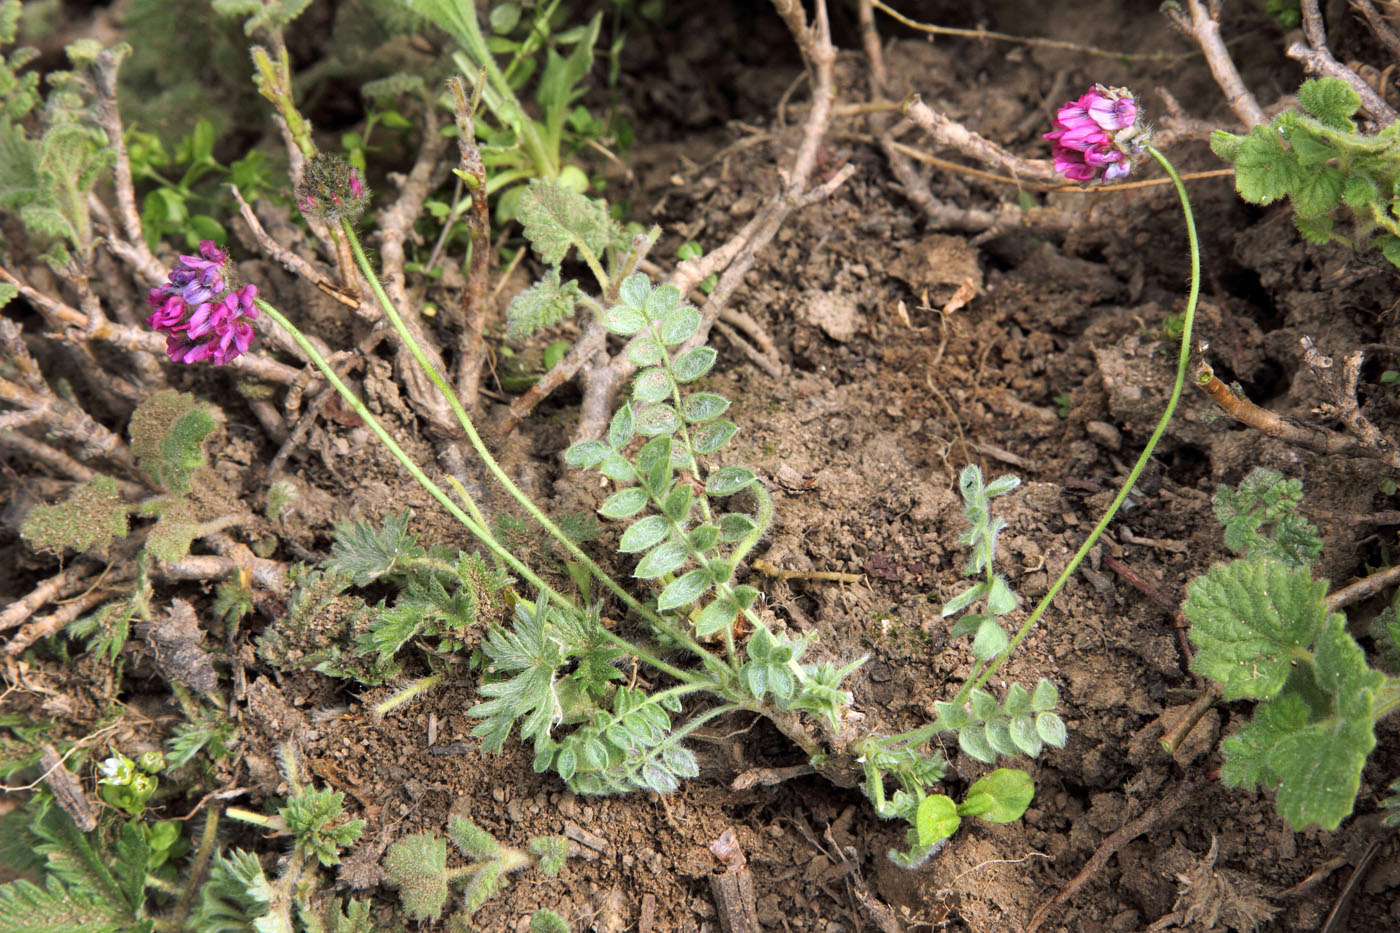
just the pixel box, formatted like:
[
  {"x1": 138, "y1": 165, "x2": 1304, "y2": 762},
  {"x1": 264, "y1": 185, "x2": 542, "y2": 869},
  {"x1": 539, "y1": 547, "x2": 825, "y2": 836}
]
[
  {"x1": 1164, "y1": 0, "x2": 1267, "y2": 128},
  {"x1": 1292, "y1": 0, "x2": 1400, "y2": 122},
  {"x1": 448, "y1": 76, "x2": 494, "y2": 411}
]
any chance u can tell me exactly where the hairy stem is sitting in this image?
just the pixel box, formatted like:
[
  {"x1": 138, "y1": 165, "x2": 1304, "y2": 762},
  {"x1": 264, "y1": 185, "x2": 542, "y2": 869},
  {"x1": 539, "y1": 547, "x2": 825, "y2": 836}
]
[{"x1": 957, "y1": 144, "x2": 1199, "y2": 704}]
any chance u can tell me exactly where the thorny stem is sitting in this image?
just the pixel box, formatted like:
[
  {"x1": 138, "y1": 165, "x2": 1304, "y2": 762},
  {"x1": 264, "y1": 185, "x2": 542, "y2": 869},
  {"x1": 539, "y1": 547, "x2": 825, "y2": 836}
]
[
  {"x1": 956, "y1": 144, "x2": 1200, "y2": 704},
  {"x1": 338, "y1": 220, "x2": 723, "y2": 671}
]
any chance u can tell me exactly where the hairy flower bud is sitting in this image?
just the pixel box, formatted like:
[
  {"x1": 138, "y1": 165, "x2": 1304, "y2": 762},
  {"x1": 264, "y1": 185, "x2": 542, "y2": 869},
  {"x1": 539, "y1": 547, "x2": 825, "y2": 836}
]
[
  {"x1": 146, "y1": 240, "x2": 259, "y2": 366},
  {"x1": 296, "y1": 153, "x2": 371, "y2": 224},
  {"x1": 1045, "y1": 85, "x2": 1148, "y2": 184}
]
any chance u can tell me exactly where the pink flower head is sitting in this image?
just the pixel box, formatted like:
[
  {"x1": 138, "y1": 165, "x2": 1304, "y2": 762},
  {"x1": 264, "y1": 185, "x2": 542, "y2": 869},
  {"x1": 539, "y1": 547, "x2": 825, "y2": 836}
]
[
  {"x1": 146, "y1": 241, "x2": 259, "y2": 366},
  {"x1": 1045, "y1": 86, "x2": 1145, "y2": 184}
]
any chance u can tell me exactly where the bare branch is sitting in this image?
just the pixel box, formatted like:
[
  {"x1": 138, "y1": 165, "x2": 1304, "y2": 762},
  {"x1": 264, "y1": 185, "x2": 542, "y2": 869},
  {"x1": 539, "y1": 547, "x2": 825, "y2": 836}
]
[
  {"x1": 1286, "y1": 40, "x2": 1400, "y2": 122},
  {"x1": 449, "y1": 76, "x2": 494, "y2": 411},
  {"x1": 1165, "y1": 0, "x2": 1266, "y2": 127}
]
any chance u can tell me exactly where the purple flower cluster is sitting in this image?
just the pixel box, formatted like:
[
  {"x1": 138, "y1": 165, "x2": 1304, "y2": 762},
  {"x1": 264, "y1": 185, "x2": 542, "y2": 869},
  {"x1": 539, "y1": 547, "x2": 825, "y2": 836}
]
[
  {"x1": 1045, "y1": 86, "x2": 1142, "y2": 183},
  {"x1": 146, "y1": 240, "x2": 258, "y2": 366}
]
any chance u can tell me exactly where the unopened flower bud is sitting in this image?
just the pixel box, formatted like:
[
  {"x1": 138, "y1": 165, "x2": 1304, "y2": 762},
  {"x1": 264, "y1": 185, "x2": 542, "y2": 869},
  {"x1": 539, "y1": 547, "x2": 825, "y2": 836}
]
[{"x1": 296, "y1": 153, "x2": 371, "y2": 224}]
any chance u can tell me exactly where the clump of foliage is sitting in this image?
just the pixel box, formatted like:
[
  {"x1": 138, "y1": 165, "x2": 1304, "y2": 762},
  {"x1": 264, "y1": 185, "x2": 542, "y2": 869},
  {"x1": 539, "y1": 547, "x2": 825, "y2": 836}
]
[
  {"x1": 1212, "y1": 77, "x2": 1400, "y2": 267},
  {"x1": 1184, "y1": 468, "x2": 1400, "y2": 830}
]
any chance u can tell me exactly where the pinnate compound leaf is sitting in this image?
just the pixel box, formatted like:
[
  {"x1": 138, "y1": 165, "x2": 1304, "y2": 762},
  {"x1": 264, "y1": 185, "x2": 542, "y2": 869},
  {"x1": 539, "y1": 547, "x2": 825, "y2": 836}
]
[
  {"x1": 915, "y1": 794, "x2": 960, "y2": 846},
  {"x1": 192, "y1": 849, "x2": 274, "y2": 933},
  {"x1": 516, "y1": 178, "x2": 612, "y2": 267},
  {"x1": 1184, "y1": 558, "x2": 1329, "y2": 700},
  {"x1": 21, "y1": 475, "x2": 128, "y2": 553},
  {"x1": 957, "y1": 768, "x2": 1034, "y2": 823},
  {"x1": 470, "y1": 598, "x2": 567, "y2": 752},
  {"x1": 0, "y1": 876, "x2": 125, "y2": 932},
  {"x1": 1297, "y1": 77, "x2": 1361, "y2": 129},
  {"x1": 506, "y1": 268, "x2": 580, "y2": 339},
  {"x1": 672, "y1": 345, "x2": 717, "y2": 382},
  {"x1": 382, "y1": 832, "x2": 449, "y2": 921}
]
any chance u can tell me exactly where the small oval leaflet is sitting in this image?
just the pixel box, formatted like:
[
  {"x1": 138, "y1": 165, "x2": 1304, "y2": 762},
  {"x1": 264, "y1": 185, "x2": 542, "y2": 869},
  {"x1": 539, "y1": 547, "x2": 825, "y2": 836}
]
[
  {"x1": 628, "y1": 337, "x2": 664, "y2": 368},
  {"x1": 608, "y1": 402, "x2": 635, "y2": 450},
  {"x1": 658, "y1": 569, "x2": 712, "y2": 610},
  {"x1": 706, "y1": 465, "x2": 756, "y2": 496},
  {"x1": 692, "y1": 419, "x2": 738, "y2": 455},
  {"x1": 605, "y1": 304, "x2": 645, "y2": 336},
  {"x1": 619, "y1": 515, "x2": 668, "y2": 553},
  {"x1": 632, "y1": 368, "x2": 673, "y2": 403},
  {"x1": 672, "y1": 346, "x2": 717, "y2": 383},
  {"x1": 598, "y1": 486, "x2": 648, "y2": 519},
  {"x1": 634, "y1": 540, "x2": 687, "y2": 579},
  {"x1": 636, "y1": 404, "x2": 680, "y2": 437},
  {"x1": 659, "y1": 305, "x2": 701, "y2": 346},
  {"x1": 682, "y1": 392, "x2": 730, "y2": 424}
]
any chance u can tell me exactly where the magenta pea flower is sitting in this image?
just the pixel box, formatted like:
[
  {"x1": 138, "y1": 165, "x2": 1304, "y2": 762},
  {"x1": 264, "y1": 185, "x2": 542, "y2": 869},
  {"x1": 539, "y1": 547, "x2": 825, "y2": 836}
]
[
  {"x1": 1045, "y1": 85, "x2": 1146, "y2": 184},
  {"x1": 145, "y1": 240, "x2": 259, "y2": 366}
]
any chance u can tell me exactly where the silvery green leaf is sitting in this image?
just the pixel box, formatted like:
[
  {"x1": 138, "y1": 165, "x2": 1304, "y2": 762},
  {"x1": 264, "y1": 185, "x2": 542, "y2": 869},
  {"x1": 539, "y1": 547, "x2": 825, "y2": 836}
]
[
  {"x1": 634, "y1": 541, "x2": 687, "y2": 578},
  {"x1": 556, "y1": 747, "x2": 576, "y2": 782},
  {"x1": 641, "y1": 762, "x2": 678, "y2": 794},
  {"x1": 689, "y1": 523, "x2": 719, "y2": 553},
  {"x1": 707, "y1": 559, "x2": 733, "y2": 583},
  {"x1": 599, "y1": 454, "x2": 633, "y2": 482},
  {"x1": 1002, "y1": 683, "x2": 1031, "y2": 715},
  {"x1": 681, "y1": 392, "x2": 730, "y2": 423},
  {"x1": 1009, "y1": 715, "x2": 1042, "y2": 757},
  {"x1": 692, "y1": 419, "x2": 737, "y2": 455},
  {"x1": 608, "y1": 403, "x2": 635, "y2": 450},
  {"x1": 658, "y1": 569, "x2": 711, "y2": 610},
  {"x1": 730, "y1": 585, "x2": 758, "y2": 608},
  {"x1": 659, "y1": 305, "x2": 700, "y2": 346},
  {"x1": 984, "y1": 720, "x2": 1017, "y2": 758},
  {"x1": 618, "y1": 273, "x2": 650, "y2": 310},
  {"x1": 958, "y1": 464, "x2": 985, "y2": 503},
  {"x1": 598, "y1": 487, "x2": 648, "y2": 519},
  {"x1": 743, "y1": 662, "x2": 767, "y2": 698},
  {"x1": 1035, "y1": 711, "x2": 1067, "y2": 747},
  {"x1": 619, "y1": 516, "x2": 669, "y2": 553},
  {"x1": 672, "y1": 346, "x2": 717, "y2": 383},
  {"x1": 632, "y1": 368, "x2": 674, "y2": 403},
  {"x1": 958, "y1": 725, "x2": 995, "y2": 763},
  {"x1": 663, "y1": 746, "x2": 699, "y2": 778},
  {"x1": 706, "y1": 466, "x2": 756, "y2": 496},
  {"x1": 644, "y1": 282, "x2": 682, "y2": 321},
  {"x1": 986, "y1": 575, "x2": 1017, "y2": 616},
  {"x1": 635, "y1": 435, "x2": 672, "y2": 474},
  {"x1": 695, "y1": 599, "x2": 738, "y2": 636},
  {"x1": 628, "y1": 336, "x2": 664, "y2": 367},
  {"x1": 636, "y1": 404, "x2": 679, "y2": 437},
  {"x1": 605, "y1": 302, "x2": 645, "y2": 334},
  {"x1": 984, "y1": 474, "x2": 1020, "y2": 498},
  {"x1": 718, "y1": 512, "x2": 757, "y2": 542},
  {"x1": 940, "y1": 582, "x2": 986, "y2": 617},
  {"x1": 1031, "y1": 679, "x2": 1059, "y2": 712},
  {"x1": 969, "y1": 689, "x2": 998, "y2": 721},
  {"x1": 564, "y1": 439, "x2": 608, "y2": 469},
  {"x1": 662, "y1": 484, "x2": 692, "y2": 522}
]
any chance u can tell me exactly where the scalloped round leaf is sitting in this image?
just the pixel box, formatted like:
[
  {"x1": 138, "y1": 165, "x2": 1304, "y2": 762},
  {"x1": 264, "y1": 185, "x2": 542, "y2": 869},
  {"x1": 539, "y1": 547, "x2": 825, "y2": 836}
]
[
  {"x1": 957, "y1": 768, "x2": 1034, "y2": 823},
  {"x1": 636, "y1": 404, "x2": 680, "y2": 437},
  {"x1": 628, "y1": 336, "x2": 665, "y2": 368},
  {"x1": 692, "y1": 419, "x2": 738, "y2": 455},
  {"x1": 659, "y1": 305, "x2": 700, "y2": 346},
  {"x1": 706, "y1": 465, "x2": 756, "y2": 496},
  {"x1": 632, "y1": 368, "x2": 674, "y2": 403},
  {"x1": 658, "y1": 569, "x2": 712, "y2": 611},
  {"x1": 634, "y1": 540, "x2": 688, "y2": 579},
  {"x1": 681, "y1": 392, "x2": 730, "y2": 424},
  {"x1": 619, "y1": 515, "x2": 669, "y2": 553},
  {"x1": 672, "y1": 346, "x2": 717, "y2": 383},
  {"x1": 915, "y1": 794, "x2": 961, "y2": 846},
  {"x1": 598, "y1": 486, "x2": 648, "y2": 519}
]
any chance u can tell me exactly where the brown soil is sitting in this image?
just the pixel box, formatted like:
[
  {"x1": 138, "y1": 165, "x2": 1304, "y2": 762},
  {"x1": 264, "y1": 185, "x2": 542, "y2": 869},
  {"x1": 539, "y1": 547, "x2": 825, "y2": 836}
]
[{"x1": 5, "y1": 1, "x2": 1400, "y2": 931}]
